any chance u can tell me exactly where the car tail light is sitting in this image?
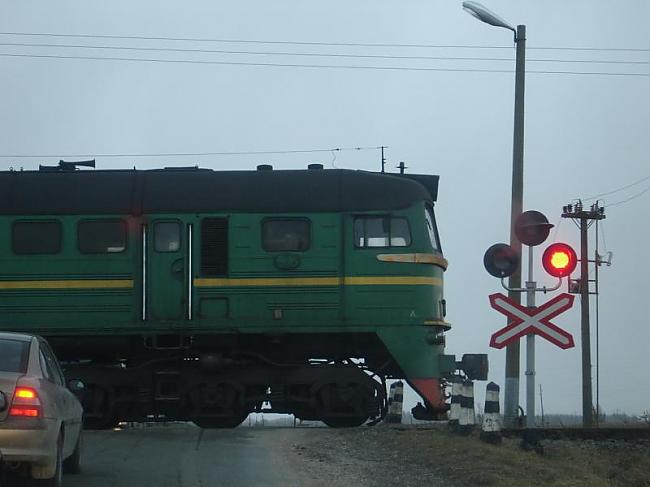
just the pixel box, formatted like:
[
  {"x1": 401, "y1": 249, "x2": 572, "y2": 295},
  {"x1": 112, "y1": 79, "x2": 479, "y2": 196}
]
[{"x1": 10, "y1": 387, "x2": 42, "y2": 418}]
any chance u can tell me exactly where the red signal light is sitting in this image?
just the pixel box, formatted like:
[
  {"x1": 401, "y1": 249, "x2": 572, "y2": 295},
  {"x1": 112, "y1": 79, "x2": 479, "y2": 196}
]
[{"x1": 542, "y1": 243, "x2": 577, "y2": 278}]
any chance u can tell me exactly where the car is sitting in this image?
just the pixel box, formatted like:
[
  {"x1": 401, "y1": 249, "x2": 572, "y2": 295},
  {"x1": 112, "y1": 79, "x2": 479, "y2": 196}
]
[{"x1": 0, "y1": 332, "x2": 84, "y2": 486}]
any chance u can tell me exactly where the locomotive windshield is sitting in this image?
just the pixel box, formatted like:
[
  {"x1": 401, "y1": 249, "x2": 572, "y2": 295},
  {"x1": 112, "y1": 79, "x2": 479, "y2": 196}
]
[
  {"x1": 425, "y1": 205, "x2": 441, "y2": 252},
  {"x1": 353, "y1": 216, "x2": 411, "y2": 248}
]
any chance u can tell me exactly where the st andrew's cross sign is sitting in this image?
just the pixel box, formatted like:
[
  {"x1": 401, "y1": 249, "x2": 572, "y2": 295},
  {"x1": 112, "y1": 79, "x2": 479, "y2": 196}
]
[{"x1": 489, "y1": 293, "x2": 575, "y2": 350}]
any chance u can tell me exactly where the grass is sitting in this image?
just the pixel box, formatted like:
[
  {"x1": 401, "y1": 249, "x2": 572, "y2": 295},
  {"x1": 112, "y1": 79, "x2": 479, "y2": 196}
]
[{"x1": 404, "y1": 428, "x2": 649, "y2": 486}]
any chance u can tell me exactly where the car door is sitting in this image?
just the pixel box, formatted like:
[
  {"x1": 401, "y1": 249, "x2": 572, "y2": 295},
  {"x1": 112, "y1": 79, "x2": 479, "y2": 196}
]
[{"x1": 39, "y1": 340, "x2": 81, "y2": 456}]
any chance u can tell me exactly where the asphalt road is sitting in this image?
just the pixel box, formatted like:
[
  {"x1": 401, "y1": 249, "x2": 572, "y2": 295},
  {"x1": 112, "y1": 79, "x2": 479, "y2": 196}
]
[{"x1": 63, "y1": 424, "x2": 316, "y2": 487}]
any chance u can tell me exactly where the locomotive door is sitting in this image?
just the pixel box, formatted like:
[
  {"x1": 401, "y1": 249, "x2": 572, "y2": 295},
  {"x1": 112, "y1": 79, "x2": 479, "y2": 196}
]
[{"x1": 145, "y1": 219, "x2": 188, "y2": 321}]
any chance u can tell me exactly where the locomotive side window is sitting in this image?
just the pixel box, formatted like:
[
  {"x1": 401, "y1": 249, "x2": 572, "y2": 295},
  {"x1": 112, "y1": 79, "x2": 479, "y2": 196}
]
[
  {"x1": 78, "y1": 220, "x2": 127, "y2": 253},
  {"x1": 262, "y1": 219, "x2": 310, "y2": 252},
  {"x1": 201, "y1": 218, "x2": 228, "y2": 276},
  {"x1": 12, "y1": 220, "x2": 62, "y2": 255},
  {"x1": 425, "y1": 205, "x2": 441, "y2": 251},
  {"x1": 154, "y1": 221, "x2": 181, "y2": 252},
  {"x1": 354, "y1": 216, "x2": 411, "y2": 248}
]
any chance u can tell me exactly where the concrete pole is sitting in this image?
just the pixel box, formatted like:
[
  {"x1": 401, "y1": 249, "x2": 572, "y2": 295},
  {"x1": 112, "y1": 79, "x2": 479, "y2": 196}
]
[
  {"x1": 504, "y1": 24, "x2": 526, "y2": 428},
  {"x1": 580, "y1": 217, "x2": 594, "y2": 427}
]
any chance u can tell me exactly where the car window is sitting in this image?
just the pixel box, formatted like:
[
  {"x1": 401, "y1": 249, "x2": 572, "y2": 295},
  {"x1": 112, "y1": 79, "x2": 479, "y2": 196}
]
[
  {"x1": 39, "y1": 350, "x2": 53, "y2": 381},
  {"x1": 46, "y1": 343, "x2": 67, "y2": 385},
  {"x1": 39, "y1": 342, "x2": 64, "y2": 386},
  {"x1": 0, "y1": 339, "x2": 30, "y2": 373}
]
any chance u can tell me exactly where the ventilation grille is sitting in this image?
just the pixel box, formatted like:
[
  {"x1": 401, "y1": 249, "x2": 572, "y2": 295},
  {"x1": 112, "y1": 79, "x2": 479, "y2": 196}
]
[{"x1": 201, "y1": 218, "x2": 228, "y2": 276}]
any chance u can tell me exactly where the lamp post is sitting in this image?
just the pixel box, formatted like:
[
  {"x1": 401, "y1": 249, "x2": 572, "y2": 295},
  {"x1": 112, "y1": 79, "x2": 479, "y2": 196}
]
[{"x1": 463, "y1": 1, "x2": 526, "y2": 429}]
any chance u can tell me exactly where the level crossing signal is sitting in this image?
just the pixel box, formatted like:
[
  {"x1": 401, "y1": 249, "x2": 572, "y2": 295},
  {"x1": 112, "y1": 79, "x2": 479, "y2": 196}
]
[
  {"x1": 483, "y1": 210, "x2": 577, "y2": 280},
  {"x1": 542, "y1": 243, "x2": 577, "y2": 278}
]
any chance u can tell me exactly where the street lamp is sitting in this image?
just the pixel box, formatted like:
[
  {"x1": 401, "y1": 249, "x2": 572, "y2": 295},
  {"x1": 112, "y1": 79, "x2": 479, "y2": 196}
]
[
  {"x1": 463, "y1": 1, "x2": 527, "y2": 429},
  {"x1": 463, "y1": 1, "x2": 516, "y2": 36}
]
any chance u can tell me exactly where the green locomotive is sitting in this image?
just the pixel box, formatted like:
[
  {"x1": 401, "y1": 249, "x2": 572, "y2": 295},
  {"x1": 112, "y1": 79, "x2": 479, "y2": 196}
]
[{"x1": 0, "y1": 164, "x2": 486, "y2": 428}]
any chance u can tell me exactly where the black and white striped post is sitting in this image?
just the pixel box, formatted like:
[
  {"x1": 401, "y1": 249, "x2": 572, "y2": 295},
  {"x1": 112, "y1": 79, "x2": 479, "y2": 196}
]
[
  {"x1": 385, "y1": 381, "x2": 404, "y2": 424},
  {"x1": 0, "y1": 450, "x2": 5, "y2": 487},
  {"x1": 458, "y1": 379, "x2": 476, "y2": 434},
  {"x1": 480, "y1": 382, "x2": 502, "y2": 444},
  {"x1": 448, "y1": 376, "x2": 463, "y2": 429}
]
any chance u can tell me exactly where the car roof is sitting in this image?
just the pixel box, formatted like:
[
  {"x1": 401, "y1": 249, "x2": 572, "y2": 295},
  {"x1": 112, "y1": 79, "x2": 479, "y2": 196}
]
[{"x1": 0, "y1": 331, "x2": 37, "y2": 343}]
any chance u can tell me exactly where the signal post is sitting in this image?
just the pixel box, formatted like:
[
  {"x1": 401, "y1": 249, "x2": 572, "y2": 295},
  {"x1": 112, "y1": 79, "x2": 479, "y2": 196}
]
[{"x1": 484, "y1": 211, "x2": 577, "y2": 429}]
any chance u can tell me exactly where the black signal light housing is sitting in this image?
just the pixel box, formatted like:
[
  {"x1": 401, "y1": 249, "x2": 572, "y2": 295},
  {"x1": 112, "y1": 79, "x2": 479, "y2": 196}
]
[{"x1": 483, "y1": 243, "x2": 519, "y2": 278}]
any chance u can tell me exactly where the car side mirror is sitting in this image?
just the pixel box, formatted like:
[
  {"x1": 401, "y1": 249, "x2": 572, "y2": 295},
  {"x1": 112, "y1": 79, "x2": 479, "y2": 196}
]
[
  {"x1": 67, "y1": 379, "x2": 85, "y2": 394},
  {"x1": 0, "y1": 391, "x2": 6, "y2": 412}
]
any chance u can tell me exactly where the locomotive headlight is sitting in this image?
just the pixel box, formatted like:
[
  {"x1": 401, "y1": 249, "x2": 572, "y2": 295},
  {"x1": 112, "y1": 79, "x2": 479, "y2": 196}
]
[{"x1": 425, "y1": 330, "x2": 445, "y2": 346}]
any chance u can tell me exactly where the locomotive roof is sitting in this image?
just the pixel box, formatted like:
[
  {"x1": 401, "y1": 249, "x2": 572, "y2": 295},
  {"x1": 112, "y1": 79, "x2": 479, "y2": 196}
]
[{"x1": 0, "y1": 168, "x2": 438, "y2": 215}]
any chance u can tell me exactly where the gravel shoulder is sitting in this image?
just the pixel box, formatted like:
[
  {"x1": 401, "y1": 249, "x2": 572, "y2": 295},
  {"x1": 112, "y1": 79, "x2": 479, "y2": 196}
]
[{"x1": 284, "y1": 423, "x2": 650, "y2": 487}]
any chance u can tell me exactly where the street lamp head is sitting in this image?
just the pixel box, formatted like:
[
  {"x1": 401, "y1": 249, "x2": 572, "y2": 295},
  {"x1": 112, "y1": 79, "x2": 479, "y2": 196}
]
[{"x1": 462, "y1": 1, "x2": 516, "y2": 34}]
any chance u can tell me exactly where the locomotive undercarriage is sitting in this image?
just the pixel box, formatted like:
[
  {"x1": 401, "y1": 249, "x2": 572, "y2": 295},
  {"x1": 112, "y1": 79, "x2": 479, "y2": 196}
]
[{"x1": 52, "y1": 333, "x2": 392, "y2": 429}]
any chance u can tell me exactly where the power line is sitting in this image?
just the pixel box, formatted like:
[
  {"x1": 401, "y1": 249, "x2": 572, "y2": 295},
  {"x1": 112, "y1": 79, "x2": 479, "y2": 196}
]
[
  {"x1": 527, "y1": 46, "x2": 650, "y2": 53},
  {"x1": 2, "y1": 41, "x2": 650, "y2": 66},
  {"x1": 2, "y1": 52, "x2": 650, "y2": 77},
  {"x1": 583, "y1": 174, "x2": 650, "y2": 200},
  {"x1": 605, "y1": 185, "x2": 650, "y2": 207},
  {"x1": 0, "y1": 52, "x2": 517, "y2": 72},
  {"x1": 0, "y1": 31, "x2": 514, "y2": 50},
  {"x1": 1, "y1": 31, "x2": 649, "y2": 53},
  {"x1": 0, "y1": 41, "x2": 519, "y2": 62},
  {"x1": 0, "y1": 145, "x2": 385, "y2": 159}
]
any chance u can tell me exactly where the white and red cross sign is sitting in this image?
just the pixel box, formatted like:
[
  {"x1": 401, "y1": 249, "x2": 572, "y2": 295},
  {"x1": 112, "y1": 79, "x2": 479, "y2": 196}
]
[{"x1": 489, "y1": 293, "x2": 575, "y2": 350}]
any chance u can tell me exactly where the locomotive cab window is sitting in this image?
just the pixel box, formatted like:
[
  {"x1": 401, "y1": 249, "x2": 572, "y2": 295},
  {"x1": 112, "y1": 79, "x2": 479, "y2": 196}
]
[
  {"x1": 262, "y1": 219, "x2": 311, "y2": 252},
  {"x1": 154, "y1": 221, "x2": 181, "y2": 252},
  {"x1": 12, "y1": 220, "x2": 62, "y2": 255},
  {"x1": 78, "y1": 220, "x2": 127, "y2": 253},
  {"x1": 354, "y1": 216, "x2": 411, "y2": 248}
]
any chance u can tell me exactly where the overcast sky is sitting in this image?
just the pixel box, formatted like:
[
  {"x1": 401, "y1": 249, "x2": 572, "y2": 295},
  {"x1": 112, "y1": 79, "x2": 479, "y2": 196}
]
[{"x1": 1, "y1": 1, "x2": 648, "y2": 415}]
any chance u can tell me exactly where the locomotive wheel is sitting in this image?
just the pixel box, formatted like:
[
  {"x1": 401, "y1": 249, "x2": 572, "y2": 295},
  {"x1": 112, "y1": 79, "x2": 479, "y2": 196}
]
[
  {"x1": 82, "y1": 384, "x2": 118, "y2": 430},
  {"x1": 189, "y1": 382, "x2": 249, "y2": 428},
  {"x1": 314, "y1": 382, "x2": 373, "y2": 428},
  {"x1": 193, "y1": 410, "x2": 249, "y2": 429},
  {"x1": 83, "y1": 415, "x2": 119, "y2": 431},
  {"x1": 321, "y1": 415, "x2": 368, "y2": 428}
]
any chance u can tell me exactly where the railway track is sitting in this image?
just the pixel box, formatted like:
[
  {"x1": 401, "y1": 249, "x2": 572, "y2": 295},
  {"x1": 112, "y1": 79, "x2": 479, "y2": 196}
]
[{"x1": 503, "y1": 427, "x2": 650, "y2": 441}]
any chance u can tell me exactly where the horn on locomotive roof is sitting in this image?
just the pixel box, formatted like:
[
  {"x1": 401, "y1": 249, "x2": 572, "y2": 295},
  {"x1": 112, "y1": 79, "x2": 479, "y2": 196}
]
[{"x1": 39, "y1": 159, "x2": 96, "y2": 171}]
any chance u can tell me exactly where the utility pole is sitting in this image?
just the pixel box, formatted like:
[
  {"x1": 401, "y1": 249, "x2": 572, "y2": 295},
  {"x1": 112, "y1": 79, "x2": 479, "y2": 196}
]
[
  {"x1": 380, "y1": 146, "x2": 387, "y2": 173},
  {"x1": 461, "y1": 3, "x2": 527, "y2": 427},
  {"x1": 561, "y1": 201, "x2": 606, "y2": 428}
]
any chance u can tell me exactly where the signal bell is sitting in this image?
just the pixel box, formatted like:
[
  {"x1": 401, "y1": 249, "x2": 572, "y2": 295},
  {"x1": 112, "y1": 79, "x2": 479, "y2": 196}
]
[
  {"x1": 514, "y1": 210, "x2": 554, "y2": 247},
  {"x1": 542, "y1": 243, "x2": 577, "y2": 278}
]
